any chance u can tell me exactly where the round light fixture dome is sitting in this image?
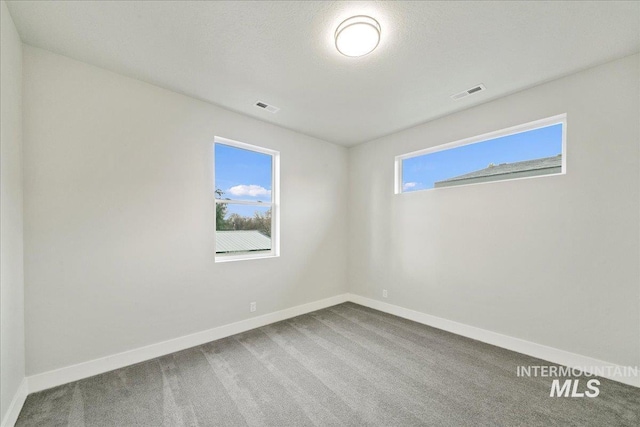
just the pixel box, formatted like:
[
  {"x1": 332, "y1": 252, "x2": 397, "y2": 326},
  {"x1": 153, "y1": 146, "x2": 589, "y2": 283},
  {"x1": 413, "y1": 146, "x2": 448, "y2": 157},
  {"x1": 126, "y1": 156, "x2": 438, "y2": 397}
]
[{"x1": 335, "y1": 15, "x2": 381, "y2": 57}]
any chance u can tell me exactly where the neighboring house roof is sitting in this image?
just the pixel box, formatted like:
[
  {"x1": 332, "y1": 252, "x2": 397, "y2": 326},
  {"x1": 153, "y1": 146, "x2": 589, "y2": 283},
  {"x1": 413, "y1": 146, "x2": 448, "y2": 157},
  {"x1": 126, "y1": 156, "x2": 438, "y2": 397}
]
[
  {"x1": 216, "y1": 230, "x2": 271, "y2": 253},
  {"x1": 435, "y1": 154, "x2": 562, "y2": 184}
]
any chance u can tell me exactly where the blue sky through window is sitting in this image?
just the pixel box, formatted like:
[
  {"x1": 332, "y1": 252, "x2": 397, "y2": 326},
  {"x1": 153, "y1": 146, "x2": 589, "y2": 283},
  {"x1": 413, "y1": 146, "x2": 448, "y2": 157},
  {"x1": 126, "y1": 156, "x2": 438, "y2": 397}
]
[
  {"x1": 402, "y1": 123, "x2": 563, "y2": 192},
  {"x1": 215, "y1": 143, "x2": 272, "y2": 216}
]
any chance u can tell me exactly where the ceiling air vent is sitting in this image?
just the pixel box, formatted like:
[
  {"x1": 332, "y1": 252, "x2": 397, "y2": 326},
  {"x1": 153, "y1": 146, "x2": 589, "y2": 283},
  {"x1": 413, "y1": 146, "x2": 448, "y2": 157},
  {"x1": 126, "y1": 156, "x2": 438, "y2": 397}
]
[
  {"x1": 451, "y1": 84, "x2": 486, "y2": 101},
  {"x1": 254, "y1": 101, "x2": 280, "y2": 113}
]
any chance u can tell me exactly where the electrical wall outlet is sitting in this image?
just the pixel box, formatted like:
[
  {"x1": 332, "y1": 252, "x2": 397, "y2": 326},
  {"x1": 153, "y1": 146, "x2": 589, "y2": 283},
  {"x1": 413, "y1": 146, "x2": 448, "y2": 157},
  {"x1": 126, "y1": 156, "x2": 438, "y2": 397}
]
[
  {"x1": 382, "y1": 289, "x2": 388, "y2": 298},
  {"x1": 250, "y1": 302, "x2": 257, "y2": 312}
]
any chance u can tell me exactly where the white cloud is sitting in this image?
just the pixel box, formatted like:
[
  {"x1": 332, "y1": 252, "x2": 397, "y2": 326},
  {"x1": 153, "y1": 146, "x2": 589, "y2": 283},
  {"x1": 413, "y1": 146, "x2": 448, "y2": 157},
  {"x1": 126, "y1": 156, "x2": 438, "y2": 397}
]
[
  {"x1": 403, "y1": 182, "x2": 418, "y2": 190},
  {"x1": 228, "y1": 184, "x2": 271, "y2": 197}
]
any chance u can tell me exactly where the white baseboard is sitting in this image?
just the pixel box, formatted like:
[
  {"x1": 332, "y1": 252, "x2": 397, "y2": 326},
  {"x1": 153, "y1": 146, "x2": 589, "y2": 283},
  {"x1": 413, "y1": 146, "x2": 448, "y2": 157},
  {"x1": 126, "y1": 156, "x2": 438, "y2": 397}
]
[
  {"x1": 27, "y1": 294, "x2": 349, "y2": 393},
  {"x1": 1, "y1": 378, "x2": 27, "y2": 427},
  {"x1": 22, "y1": 291, "x2": 638, "y2": 402},
  {"x1": 347, "y1": 293, "x2": 639, "y2": 388}
]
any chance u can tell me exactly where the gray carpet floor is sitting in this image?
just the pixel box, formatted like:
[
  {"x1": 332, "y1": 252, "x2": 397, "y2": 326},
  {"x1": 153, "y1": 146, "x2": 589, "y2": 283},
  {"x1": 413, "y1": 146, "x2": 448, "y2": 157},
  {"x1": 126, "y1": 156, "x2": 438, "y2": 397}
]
[{"x1": 16, "y1": 302, "x2": 640, "y2": 426}]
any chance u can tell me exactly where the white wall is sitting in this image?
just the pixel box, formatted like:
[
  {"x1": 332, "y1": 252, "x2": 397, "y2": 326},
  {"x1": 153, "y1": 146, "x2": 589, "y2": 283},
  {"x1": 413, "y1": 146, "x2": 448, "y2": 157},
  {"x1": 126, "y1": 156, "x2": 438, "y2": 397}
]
[
  {"x1": 349, "y1": 54, "x2": 640, "y2": 367},
  {"x1": 0, "y1": 0, "x2": 25, "y2": 421},
  {"x1": 16, "y1": 37, "x2": 640, "y2": 384},
  {"x1": 23, "y1": 46, "x2": 349, "y2": 376}
]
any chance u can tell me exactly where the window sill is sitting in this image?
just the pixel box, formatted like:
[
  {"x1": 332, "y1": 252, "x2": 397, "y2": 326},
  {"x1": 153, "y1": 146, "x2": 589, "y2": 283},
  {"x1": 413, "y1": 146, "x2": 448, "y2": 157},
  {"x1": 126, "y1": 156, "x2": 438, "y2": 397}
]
[{"x1": 215, "y1": 252, "x2": 279, "y2": 263}]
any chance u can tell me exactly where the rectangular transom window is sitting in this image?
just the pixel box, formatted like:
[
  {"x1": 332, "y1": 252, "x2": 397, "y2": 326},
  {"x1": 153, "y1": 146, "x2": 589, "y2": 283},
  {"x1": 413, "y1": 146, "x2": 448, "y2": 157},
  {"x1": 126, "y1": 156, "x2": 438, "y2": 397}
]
[
  {"x1": 214, "y1": 137, "x2": 279, "y2": 262},
  {"x1": 395, "y1": 114, "x2": 566, "y2": 193}
]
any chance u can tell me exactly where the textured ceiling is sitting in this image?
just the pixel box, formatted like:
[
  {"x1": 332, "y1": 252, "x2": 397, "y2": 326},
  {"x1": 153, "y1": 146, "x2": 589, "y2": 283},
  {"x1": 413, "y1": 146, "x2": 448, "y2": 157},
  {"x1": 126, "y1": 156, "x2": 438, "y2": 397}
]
[{"x1": 6, "y1": 1, "x2": 640, "y2": 146}]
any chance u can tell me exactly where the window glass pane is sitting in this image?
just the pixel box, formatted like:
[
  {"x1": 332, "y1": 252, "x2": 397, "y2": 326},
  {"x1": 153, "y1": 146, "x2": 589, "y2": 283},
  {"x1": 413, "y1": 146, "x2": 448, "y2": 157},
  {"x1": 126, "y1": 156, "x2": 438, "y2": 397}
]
[
  {"x1": 402, "y1": 123, "x2": 563, "y2": 192},
  {"x1": 215, "y1": 143, "x2": 272, "y2": 202},
  {"x1": 215, "y1": 204, "x2": 271, "y2": 254}
]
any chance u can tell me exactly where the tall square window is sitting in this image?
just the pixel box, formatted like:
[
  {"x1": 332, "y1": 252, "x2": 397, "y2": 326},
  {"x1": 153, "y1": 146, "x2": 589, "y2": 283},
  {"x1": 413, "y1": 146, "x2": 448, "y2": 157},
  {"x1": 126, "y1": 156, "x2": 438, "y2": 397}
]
[
  {"x1": 214, "y1": 137, "x2": 279, "y2": 261},
  {"x1": 396, "y1": 114, "x2": 566, "y2": 193}
]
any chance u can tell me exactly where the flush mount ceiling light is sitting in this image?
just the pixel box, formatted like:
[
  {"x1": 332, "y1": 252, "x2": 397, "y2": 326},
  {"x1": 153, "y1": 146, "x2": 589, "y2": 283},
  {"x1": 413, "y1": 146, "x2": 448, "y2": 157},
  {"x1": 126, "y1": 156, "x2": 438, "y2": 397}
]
[{"x1": 335, "y1": 15, "x2": 381, "y2": 57}]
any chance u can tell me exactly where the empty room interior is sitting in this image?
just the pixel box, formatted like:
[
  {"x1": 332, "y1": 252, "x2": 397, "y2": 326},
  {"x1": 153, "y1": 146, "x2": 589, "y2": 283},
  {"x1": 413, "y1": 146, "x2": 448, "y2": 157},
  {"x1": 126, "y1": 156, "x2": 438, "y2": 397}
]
[{"x1": 1, "y1": 1, "x2": 640, "y2": 426}]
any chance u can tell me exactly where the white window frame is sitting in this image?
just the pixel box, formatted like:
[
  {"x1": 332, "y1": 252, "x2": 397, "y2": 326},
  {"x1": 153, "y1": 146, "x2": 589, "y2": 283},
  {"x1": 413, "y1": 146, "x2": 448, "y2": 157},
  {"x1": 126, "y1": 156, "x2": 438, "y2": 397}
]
[
  {"x1": 395, "y1": 113, "x2": 567, "y2": 194},
  {"x1": 213, "y1": 136, "x2": 280, "y2": 262}
]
